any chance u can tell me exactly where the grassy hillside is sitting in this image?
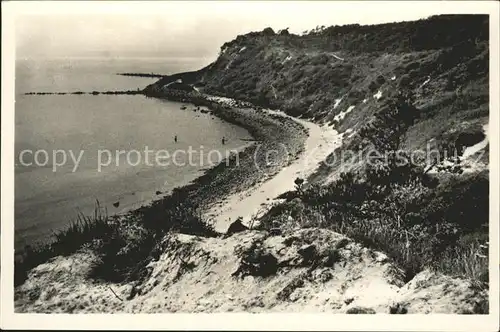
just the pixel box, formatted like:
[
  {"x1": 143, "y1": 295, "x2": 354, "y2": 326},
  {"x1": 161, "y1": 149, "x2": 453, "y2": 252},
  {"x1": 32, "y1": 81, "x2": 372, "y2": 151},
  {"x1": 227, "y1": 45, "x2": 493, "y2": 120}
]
[{"x1": 145, "y1": 14, "x2": 489, "y2": 285}]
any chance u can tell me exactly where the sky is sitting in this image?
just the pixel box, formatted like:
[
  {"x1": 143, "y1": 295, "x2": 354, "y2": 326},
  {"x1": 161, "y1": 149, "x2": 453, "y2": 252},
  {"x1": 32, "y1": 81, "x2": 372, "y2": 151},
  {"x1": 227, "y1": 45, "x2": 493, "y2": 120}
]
[{"x1": 14, "y1": 1, "x2": 478, "y2": 61}]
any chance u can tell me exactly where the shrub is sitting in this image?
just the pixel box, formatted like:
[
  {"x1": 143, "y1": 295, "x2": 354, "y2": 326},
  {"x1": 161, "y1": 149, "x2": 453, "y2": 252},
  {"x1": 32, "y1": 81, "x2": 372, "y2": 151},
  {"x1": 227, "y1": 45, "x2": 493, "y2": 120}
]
[
  {"x1": 437, "y1": 237, "x2": 488, "y2": 284},
  {"x1": 398, "y1": 74, "x2": 412, "y2": 88}
]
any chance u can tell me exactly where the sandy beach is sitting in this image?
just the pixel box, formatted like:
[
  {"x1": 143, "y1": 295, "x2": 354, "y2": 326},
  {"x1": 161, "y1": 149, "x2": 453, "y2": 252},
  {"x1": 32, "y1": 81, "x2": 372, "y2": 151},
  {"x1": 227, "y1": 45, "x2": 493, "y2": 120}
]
[{"x1": 206, "y1": 110, "x2": 342, "y2": 233}]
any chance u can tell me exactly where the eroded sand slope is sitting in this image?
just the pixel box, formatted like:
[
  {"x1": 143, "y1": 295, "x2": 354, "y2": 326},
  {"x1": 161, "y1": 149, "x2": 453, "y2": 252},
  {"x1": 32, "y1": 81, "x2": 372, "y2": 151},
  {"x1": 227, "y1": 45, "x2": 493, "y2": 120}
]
[{"x1": 15, "y1": 228, "x2": 487, "y2": 313}]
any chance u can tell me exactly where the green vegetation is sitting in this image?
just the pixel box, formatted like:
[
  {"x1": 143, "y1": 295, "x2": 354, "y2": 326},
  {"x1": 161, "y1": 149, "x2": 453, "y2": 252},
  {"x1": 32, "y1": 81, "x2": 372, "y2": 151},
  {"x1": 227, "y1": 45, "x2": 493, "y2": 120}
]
[
  {"x1": 257, "y1": 92, "x2": 488, "y2": 286},
  {"x1": 118, "y1": 72, "x2": 165, "y2": 78},
  {"x1": 17, "y1": 15, "x2": 489, "y2": 293},
  {"x1": 15, "y1": 202, "x2": 116, "y2": 286},
  {"x1": 145, "y1": 16, "x2": 488, "y2": 184},
  {"x1": 15, "y1": 89, "x2": 306, "y2": 287},
  {"x1": 159, "y1": 15, "x2": 487, "y2": 127}
]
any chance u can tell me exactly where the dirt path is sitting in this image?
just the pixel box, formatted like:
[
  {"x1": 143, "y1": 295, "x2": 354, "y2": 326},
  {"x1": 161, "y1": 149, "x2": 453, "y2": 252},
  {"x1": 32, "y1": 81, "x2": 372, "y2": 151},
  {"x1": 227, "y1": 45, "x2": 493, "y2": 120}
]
[{"x1": 206, "y1": 110, "x2": 342, "y2": 233}]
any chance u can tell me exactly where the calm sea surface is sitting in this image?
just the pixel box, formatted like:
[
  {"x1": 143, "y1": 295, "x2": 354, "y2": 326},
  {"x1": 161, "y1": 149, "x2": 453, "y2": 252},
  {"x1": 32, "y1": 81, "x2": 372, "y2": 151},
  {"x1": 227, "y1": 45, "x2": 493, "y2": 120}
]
[{"x1": 15, "y1": 57, "x2": 251, "y2": 250}]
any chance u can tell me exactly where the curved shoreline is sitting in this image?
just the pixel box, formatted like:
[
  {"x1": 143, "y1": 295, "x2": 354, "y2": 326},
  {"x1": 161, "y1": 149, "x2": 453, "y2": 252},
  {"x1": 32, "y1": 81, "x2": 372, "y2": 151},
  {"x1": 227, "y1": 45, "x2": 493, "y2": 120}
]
[
  {"x1": 138, "y1": 91, "x2": 309, "y2": 224},
  {"x1": 206, "y1": 109, "x2": 341, "y2": 232}
]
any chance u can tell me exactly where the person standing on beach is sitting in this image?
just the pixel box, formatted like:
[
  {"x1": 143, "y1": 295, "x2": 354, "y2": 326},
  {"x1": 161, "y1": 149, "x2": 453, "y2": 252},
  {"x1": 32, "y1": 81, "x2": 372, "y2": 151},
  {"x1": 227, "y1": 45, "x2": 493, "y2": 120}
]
[
  {"x1": 174, "y1": 135, "x2": 178, "y2": 143},
  {"x1": 222, "y1": 136, "x2": 226, "y2": 145}
]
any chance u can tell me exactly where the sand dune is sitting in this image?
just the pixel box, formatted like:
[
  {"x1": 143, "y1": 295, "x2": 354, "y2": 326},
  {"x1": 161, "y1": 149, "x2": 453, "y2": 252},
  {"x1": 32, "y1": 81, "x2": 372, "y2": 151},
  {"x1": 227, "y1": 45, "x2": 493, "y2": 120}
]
[{"x1": 207, "y1": 110, "x2": 342, "y2": 233}]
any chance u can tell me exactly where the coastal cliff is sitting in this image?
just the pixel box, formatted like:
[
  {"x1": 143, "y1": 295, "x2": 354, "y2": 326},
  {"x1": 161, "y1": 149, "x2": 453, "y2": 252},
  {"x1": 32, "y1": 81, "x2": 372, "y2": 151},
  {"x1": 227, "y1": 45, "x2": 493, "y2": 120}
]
[{"x1": 15, "y1": 14, "x2": 490, "y2": 313}]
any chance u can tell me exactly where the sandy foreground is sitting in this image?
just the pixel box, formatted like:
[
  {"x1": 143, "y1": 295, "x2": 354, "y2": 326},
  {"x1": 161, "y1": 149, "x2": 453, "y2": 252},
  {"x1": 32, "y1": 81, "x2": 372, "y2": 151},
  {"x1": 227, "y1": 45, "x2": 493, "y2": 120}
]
[{"x1": 207, "y1": 110, "x2": 342, "y2": 233}]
